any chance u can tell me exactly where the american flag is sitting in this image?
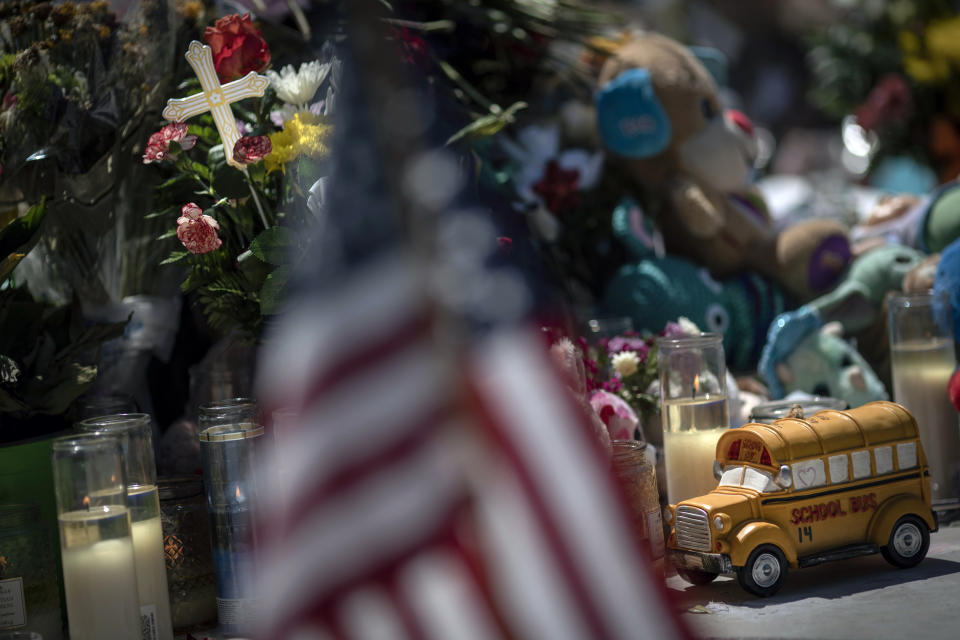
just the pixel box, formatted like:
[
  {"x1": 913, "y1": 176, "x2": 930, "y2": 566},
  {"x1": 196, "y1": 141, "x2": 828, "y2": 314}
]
[{"x1": 255, "y1": 6, "x2": 686, "y2": 639}]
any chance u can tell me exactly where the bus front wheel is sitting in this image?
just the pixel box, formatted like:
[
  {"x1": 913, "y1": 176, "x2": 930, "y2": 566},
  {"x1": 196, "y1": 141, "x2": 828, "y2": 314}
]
[{"x1": 737, "y1": 544, "x2": 787, "y2": 597}]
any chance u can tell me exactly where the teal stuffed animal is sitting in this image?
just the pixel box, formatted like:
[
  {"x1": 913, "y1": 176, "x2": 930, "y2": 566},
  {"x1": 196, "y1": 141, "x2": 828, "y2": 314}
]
[
  {"x1": 602, "y1": 199, "x2": 786, "y2": 372},
  {"x1": 759, "y1": 244, "x2": 926, "y2": 401}
]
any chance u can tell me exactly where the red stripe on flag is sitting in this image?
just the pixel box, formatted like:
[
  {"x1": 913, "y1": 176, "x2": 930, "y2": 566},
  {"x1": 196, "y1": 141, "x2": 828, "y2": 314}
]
[{"x1": 462, "y1": 374, "x2": 612, "y2": 639}]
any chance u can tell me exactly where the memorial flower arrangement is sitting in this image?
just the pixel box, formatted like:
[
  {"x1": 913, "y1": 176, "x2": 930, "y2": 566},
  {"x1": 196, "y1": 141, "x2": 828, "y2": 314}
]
[{"x1": 146, "y1": 12, "x2": 338, "y2": 339}]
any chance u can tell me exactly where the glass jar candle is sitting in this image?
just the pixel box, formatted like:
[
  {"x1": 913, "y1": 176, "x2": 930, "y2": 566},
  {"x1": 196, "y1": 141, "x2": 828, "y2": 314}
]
[
  {"x1": 656, "y1": 333, "x2": 729, "y2": 503},
  {"x1": 888, "y1": 291, "x2": 960, "y2": 501},
  {"x1": 51, "y1": 434, "x2": 140, "y2": 640},
  {"x1": 0, "y1": 505, "x2": 62, "y2": 639},
  {"x1": 198, "y1": 419, "x2": 264, "y2": 636},
  {"x1": 75, "y1": 414, "x2": 173, "y2": 640},
  {"x1": 158, "y1": 477, "x2": 216, "y2": 630},
  {"x1": 610, "y1": 441, "x2": 664, "y2": 560}
]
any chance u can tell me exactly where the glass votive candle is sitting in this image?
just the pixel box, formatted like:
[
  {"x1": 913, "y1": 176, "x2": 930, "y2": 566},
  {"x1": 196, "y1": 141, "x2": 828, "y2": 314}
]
[
  {"x1": 158, "y1": 477, "x2": 217, "y2": 630},
  {"x1": 198, "y1": 421, "x2": 264, "y2": 636},
  {"x1": 656, "y1": 333, "x2": 730, "y2": 503},
  {"x1": 0, "y1": 504, "x2": 62, "y2": 640},
  {"x1": 75, "y1": 414, "x2": 173, "y2": 640},
  {"x1": 51, "y1": 434, "x2": 140, "y2": 640},
  {"x1": 888, "y1": 290, "x2": 960, "y2": 501}
]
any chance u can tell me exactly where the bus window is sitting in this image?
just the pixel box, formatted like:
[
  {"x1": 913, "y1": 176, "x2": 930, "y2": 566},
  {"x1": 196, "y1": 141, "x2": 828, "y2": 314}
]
[
  {"x1": 828, "y1": 454, "x2": 849, "y2": 484},
  {"x1": 718, "y1": 465, "x2": 779, "y2": 492},
  {"x1": 852, "y1": 450, "x2": 871, "y2": 479},
  {"x1": 875, "y1": 446, "x2": 894, "y2": 475},
  {"x1": 897, "y1": 442, "x2": 917, "y2": 469},
  {"x1": 791, "y1": 458, "x2": 826, "y2": 490}
]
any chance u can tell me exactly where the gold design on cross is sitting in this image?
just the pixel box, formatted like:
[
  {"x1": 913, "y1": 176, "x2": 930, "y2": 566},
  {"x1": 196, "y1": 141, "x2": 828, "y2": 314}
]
[{"x1": 162, "y1": 40, "x2": 269, "y2": 168}]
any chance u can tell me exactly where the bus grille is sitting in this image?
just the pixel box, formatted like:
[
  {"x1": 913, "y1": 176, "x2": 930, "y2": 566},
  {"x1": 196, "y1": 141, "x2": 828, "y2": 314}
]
[{"x1": 675, "y1": 506, "x2": 711, "y2": 551}]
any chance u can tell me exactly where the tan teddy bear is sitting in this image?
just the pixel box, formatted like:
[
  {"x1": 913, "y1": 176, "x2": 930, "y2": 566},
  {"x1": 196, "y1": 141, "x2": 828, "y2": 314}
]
[{"x1": 595, "y1": 33, "x2": 850, "y2": 301}]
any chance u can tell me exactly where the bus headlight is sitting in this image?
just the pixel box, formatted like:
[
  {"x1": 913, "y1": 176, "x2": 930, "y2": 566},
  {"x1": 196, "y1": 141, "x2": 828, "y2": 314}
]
[{"x1": 713, "y1": 513, "x2": 730, "y2": 532}]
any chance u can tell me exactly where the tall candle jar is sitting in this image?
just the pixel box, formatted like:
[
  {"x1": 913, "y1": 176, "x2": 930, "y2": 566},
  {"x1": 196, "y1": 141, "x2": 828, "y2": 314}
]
[
  {"x1": 0, "y1": 504, "x2": 62, "y2": 639},
  {"x1": 198, "y1": 399, "x2": 259, "y2": 432},
  {"x1": 51, "y1": 433, "x2": 141, "y2": 640},
  {"x1": 656, "y1": 333, "x2": 730, "y2": 503},
  {"x1": 888, "y1": 291, "x2": 960, "y2": 502},
  {"x1": 75, "y1": 414, "x2": 173, "y2": 640},
  {"x1": 158, "y1": 477, "x2": 216, "y2": 630},
  {"x1": 198, "y1": 419, "x2": 264, "y2": 636},
  {"x1": 610, "y1": 441, "x2": 664, "y2": 560}
]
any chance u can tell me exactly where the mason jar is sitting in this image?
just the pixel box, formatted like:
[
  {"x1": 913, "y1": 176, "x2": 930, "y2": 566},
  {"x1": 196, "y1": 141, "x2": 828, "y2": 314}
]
[{"x1": 610, "y1": 440, "x2": 664, "y2": 560}]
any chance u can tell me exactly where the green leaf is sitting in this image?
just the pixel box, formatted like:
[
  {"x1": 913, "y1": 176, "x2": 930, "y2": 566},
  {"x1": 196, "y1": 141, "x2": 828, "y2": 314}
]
[
  {"x1": 208, "y1": 144, "x2": 225, "y2": 166},
  {"x1": 237, "y1": 249, "x2": 273, "y2": 289},
  {"x1": 145, "y1": 205, "x2": 178, "y2": 220},
  {"x1": 260, "y1": 266, "x2": 292, "y2": 315},
  {"x1": 249, "y1": 227, "x2": 293, "y2": 266},
  {"x1": 0, "y1": 199, "x2": 46, "y2": 281},
  {"x1": 160, "y1": 251, "x2": 190, "y2": 265},
  {"x1": 191, "y1": 161, "x2": 212, "y2": 182},
  {"x1": 212, "y1": 164, "x2": 249, "y2": 199},
  {"x1": 156, "y1": 228, "x2": 178, "y2": 240},
  {"x1": 446, "y1": 101, "x2": 527, "y2": 145}
]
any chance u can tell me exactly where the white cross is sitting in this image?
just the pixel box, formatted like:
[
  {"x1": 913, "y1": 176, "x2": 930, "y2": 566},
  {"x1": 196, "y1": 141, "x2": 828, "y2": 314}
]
[{"x1": 162, "y1": 41, "x2": 269, "y2": 168}]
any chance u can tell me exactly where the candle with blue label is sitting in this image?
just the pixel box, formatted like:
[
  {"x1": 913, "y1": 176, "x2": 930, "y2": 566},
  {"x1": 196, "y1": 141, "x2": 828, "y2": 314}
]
[{"x1": 198, "y1": 401, "x2": 263, "y2": 636}]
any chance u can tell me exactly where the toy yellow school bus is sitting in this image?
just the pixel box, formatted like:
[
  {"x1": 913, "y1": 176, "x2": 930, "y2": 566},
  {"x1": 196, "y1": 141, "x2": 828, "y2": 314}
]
[{"x1": 664, "y1": 401, "x2": 937, "y2": 596}]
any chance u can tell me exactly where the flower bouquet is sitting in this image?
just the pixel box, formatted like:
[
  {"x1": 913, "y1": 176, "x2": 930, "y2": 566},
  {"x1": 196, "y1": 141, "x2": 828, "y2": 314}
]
[{"x1": 145, "y1": 12, "x2": 336, "y2": 339}]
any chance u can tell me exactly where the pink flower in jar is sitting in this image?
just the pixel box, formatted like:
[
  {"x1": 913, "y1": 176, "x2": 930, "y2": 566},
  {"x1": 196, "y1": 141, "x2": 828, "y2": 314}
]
[
  {"x1": 176, "y1": 203, "x2": 222, "y2": 254},
  {"x1": 143, "y1": 123, "x2": 197, "y2": 164}
]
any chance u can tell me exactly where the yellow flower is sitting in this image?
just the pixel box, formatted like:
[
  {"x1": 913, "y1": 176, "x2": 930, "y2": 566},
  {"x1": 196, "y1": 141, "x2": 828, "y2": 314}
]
[
  {"x1": 903, "y1": 55, "x2": 949, "y2": 84},
  {"x1": 265, "y1": 112, "x2": 333, "y2": 173},
  {"x1": 926, "y1": 17, "x2": 960, "y2": 61}
]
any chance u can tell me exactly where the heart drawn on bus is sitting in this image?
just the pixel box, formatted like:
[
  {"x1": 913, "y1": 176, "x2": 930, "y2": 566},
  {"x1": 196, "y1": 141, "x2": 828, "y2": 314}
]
[{"x1": 797, "y1": 467, "x2": 817, "y2": 487}]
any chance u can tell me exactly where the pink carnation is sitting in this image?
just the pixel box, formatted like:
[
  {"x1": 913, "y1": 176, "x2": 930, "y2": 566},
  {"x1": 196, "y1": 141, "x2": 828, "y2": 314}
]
[
  {"x1": 176, "y1": 203, "x2": 222, "y2": 254},
  {"x1": 143, "y1": 123, "x2": 197, "y2": 164},
  {"x1": 233, "y1": 135, "x2": 272, "y2": 165},
  {"x1": 589, "y1": 390, "x2": 638, "y2": 441}
]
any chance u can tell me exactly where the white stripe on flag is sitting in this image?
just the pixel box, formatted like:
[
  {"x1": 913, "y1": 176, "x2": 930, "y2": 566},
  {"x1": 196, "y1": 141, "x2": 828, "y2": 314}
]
[
  {"x1": 474, "y1": 329, "x2": 681, "y2": 640},
  {"x1": 399, "y1": 549, "x2": 502, "y2": 640},
  {"x1": 261, "y1": 424, "x2": 466, "y2": 627},
  {"x1": 338, "y1": 586, "x2": 411, "y2": 640},
  {"x1": 258, "y1": 252, "x2": 425, "y2": 403},
  {"x1": 264, "y1": 342, "x2": 447, "y2": 515},
  {"x1": 470, "y1": 454, "x2": 593, "y2": 640}
]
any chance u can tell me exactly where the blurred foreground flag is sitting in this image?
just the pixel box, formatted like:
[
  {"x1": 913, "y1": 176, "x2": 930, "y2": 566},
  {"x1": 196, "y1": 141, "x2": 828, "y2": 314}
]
[{"x1": 255, "y1": 7, "x2": 686, "y2": 640}]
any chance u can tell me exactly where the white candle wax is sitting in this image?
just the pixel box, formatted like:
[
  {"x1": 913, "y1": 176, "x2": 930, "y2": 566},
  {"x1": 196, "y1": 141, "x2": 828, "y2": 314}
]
[
  {"x1": 59, "y1": 507, "x2": 141, "y2": 640},
  {"x1": 891, "y1": 338, "x2": 960, "y2": 500},
  {"x1": 662, "y1": 395, "x2": 729, "y2": 503},
  {"x1": 129, "y1": 486, "x2": 174, "y2": 640}
]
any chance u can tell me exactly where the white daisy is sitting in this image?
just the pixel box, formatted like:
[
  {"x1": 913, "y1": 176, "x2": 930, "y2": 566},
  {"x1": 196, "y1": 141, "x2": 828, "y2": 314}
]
[{"x1": 267, "y1": 60, "x2": 330, "y2": 109}]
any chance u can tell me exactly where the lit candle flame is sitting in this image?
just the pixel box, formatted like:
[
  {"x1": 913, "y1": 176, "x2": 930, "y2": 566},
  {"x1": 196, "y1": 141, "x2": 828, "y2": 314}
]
[
  {"x1": 110, "y1": 474, "x2": 116, "y2": 484},
  {"x1": 693, "y1": 373, "x2": 700, "y2": 395},
  {"x1": 82, "y1": 495, "x2": 90, "y2": 510},
  {"x1": 235, "y1": 485, "x2": 241, "y2": 499}
]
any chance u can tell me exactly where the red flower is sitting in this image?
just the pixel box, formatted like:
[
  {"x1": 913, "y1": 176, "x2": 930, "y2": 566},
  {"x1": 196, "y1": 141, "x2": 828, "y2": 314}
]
[
  {"x1": 233, "y1": 135, "x2": 272, "y2": 165},
  {"x1": 204, "y1": 13, "x2": 270, "y2": 83},
  {"x1": 496, "y1": 236, "x2": 513, "y2": 253},
  {"x1": 533, "y1": 160, "x2": 581, "y2": 214},
  {"x1": 176, "y1": 203, "x2": 222, "y2": 254},
  {"x1": 143, "y1": 123, "x2": 197, "y2": 164},
  {"x1": 395, "y1": 27, "x2": 428, "y2": 66}
]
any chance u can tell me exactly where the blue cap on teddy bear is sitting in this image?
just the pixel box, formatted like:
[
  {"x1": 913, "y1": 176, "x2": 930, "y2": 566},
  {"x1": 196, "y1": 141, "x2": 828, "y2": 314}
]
[
  {"x1": 758, "y1": 306, "x2": 823, "y2": 399},
  {"x1": 595, "y1": 68, "x2": 672, "y2": 158}
]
